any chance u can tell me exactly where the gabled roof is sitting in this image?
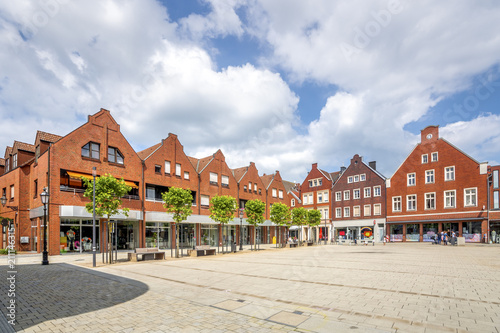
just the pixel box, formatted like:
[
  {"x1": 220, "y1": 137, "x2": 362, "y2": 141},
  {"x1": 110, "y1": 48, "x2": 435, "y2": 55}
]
[
  {"x1": 0, "y1": 158, "x2": 4, "y2": 166},
  {"x1": 318, "y1": 168, "x2": 332, "y2": 181},
  {"x1": 282, "y1": 180, "x2": 298, "y2": 193},
  {"x1": 188, "y1": 155, "x2": 214, "y2": 173},
  {"x1": 231, "y1": 166, "x2": 248, "y2": 183},
  {"x1": 260, "y1": 173, "x2": 274, "y2": 190},
  {"x1": 13, "y1": 141, "x2": 35, "y2": 153},
  {"x1": 5, "y1": 146, "x2": 12, "y2": 156},
  {"x1": 137, "y1": 142, "x2": 162, "y2": 160},
  {"x1": 36, "y1": 130, "x2": 62, "y2": 145},
  {"x1": 330, "y1": 171, "x2": 341, "y2": 184}
]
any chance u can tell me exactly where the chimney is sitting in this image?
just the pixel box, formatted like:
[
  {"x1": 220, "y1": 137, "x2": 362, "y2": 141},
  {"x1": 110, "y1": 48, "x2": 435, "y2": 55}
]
[
  {"x1": 340, "y1": 166, "x2": 346, "y2": 173},
  {"x1": 369, "y1": 161, "x2": 376, "y2": 170}
]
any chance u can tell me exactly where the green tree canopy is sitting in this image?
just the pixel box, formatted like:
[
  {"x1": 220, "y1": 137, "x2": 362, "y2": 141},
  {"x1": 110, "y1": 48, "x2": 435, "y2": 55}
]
[
  {"x1": 162, "y1": 187, "x2": 193, "y2": 223},
  {"x1": 244, "y1": 199, "x2": 266, "y2": 226},
  {"x1": 269, "y1": 202, "x2": 291, "y2": 227},
  {"x1": 209, "y1": 195, "x2": 237, "y2": 224},
  {"x1": 307, "y1": 209, "x2": 322, "y2": 227},
  {"x1": 291, "y1": 207, "x2": 307, "y2": 227},
  {"x1": 82, "y1": 174, "x2": 131, "y2": 219}
]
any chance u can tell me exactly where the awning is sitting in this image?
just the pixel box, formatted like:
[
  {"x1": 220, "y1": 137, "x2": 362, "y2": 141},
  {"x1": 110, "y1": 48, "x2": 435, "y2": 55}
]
[
  {"x1": 124, "y1": 180, "x2": 139, "y2": 189},
  {"x1": 67, "y1": 171, "x2": 138, "y2": 188},
  {"x1": 67, "y1": 171, "x2": 93, "y2": 181}
]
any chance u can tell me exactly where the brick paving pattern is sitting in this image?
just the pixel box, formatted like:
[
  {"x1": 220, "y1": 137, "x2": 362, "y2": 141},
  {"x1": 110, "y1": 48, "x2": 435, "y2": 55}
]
[{"x1": 1, "y1": 243, "x2": 500, "y2": 332}]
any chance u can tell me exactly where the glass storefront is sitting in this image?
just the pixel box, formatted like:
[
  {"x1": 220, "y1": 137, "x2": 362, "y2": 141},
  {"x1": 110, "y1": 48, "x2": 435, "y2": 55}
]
[
  {"x1": 442, "y1": 222, "x2": 459, "y2": 236},
  {"x1": 201, "y1": 224, "x2": 218, "y2": 246},
  {"x1": 116, "y1": 221, "x2": 139, "y2": 250},
  {"x1": 222, "y1": 225, "x2": 236, "y2": 245},
  {"x1": 423, "y1": 223, "x2": 438, "y2": 242},
  {"x1": 462, "y1": 221, "x2": 481, "y2": 242},
  {"x1": 406, "y1": 224, "x2": 420, "y2": 242},
  {"x1": 390, "y1": 224, "x2": 403, "y2": 242},
  {"x1": 179, "y1": 223, "x2": 195, "y2": 248},
  {"x1": 60, "y1": 218, "x2": 99, "y2": 253},
  {"x1": 146, "y1": 222, "x2": 170, "y2": 249}
]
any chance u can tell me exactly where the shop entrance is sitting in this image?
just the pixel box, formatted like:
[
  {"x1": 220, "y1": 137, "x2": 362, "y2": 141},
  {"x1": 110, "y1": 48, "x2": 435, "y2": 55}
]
[
  {"x1": 116, "y1": 221, "x2": 139, "y2": 250},
  {"x1": 490, "y1": 221, "x2": 500, "y2": 244},
  {"x1": 31, "y1": 219, "x2": 38, "y2": 251}
]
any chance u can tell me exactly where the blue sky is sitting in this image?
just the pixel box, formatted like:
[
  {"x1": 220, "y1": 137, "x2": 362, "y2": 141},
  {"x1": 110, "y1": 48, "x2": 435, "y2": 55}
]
[{"x1": 1, "y1": 0, "x2": 500, "y2": 182}]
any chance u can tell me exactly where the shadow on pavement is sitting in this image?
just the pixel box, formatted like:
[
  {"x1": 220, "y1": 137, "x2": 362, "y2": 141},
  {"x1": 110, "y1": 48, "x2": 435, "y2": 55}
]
[{"x1": 0, "y1": 263, "x2": 148, "y2": 332}]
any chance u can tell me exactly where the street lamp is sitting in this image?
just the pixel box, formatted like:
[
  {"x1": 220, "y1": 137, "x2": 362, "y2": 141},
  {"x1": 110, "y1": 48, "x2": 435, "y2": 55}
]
[
  {"x1": 239, "y1": 208, "x2": 244, "y2": 251},
  {"x1": 92, "y1": 167, "x2": 97, "y2": 267},
  {"x1": 40, "y1": 187, "x2": 49, "y2": 265},
  {"x1": 0, "y1": 194, "x2": 6, "y2": 206}
]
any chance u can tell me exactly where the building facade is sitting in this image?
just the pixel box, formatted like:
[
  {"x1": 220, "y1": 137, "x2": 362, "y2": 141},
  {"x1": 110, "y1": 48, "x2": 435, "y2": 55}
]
[
  {"x1": 386, "y1": 126, "x2": 489, "y2": 242},
  {"x1": 331, "y1": 154, "x2": 386, "y2": 242}
]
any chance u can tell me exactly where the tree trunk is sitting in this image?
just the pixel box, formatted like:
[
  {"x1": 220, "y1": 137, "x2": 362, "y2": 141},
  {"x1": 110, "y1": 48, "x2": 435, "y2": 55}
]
[
  {"x1": 108, "y1": 221, "x2": 112, "y2": 264},
  {"x1": 175, "y1": 223, "x2": 179, "y2": 258}
]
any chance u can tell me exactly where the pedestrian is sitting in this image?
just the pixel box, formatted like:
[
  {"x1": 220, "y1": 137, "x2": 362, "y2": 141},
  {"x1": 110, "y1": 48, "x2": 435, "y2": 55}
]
[
  {"x1": 484, "y1": 233, "x2": 487, "y2": 243},
  {"x1": 444, "y1": 232, "x2": 448, "y2": 245}
]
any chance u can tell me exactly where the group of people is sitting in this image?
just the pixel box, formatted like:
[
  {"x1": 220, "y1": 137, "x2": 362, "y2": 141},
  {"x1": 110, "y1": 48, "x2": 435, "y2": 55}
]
[{"x1": 433, "y1": 230, "x2": 457, "y2": 245}]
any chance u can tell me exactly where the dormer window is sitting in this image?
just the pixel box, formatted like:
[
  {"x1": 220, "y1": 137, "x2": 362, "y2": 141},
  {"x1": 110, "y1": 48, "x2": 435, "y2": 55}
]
[
  {"x1": 82, "y1": 142, "x2": 100, "y2": 160},
  {"x1": 108, "y1": 147, "x2": 124, "y2": 164},
  {"x1": 12, "y1": 154, "x2": 17, "y2": 168}
]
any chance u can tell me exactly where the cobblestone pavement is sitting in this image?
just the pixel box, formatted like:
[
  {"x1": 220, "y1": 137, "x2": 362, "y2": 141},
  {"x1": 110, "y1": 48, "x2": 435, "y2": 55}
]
[{"x1": 1, "y1": 243, "x2": 500, "y2": 332}]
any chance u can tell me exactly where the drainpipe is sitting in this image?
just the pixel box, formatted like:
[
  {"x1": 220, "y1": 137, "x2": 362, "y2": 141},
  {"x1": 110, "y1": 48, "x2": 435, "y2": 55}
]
[
  {"x1": 142, "y1": 160, "x2": 146, "y2": 248},
  {"x1": 47, "y1": 143, "x2": 51, "y2": 255}
]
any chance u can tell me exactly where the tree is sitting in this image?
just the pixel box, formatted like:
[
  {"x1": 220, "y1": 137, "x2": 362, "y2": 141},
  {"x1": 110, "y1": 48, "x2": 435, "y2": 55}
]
[
  {"x1": 162, "y1": 187, "x2": 193, "y2": 258},
  {"x1": 307, "y1": 209, "x2": 322, "y2": 242},
  {"x1": 244, "y1": 199, "x2": 266, "y2": 250},
  {"x1": 209, "y1": 195, "x2": 237, "y2": 253},
  {"x1": 291, "y1": 207, "x2": 307, "y2": 243},
  {"x1": 83, "y1": 174, "x2": 131, "y2": 264},
  {"x1": 269, "y1": 202, "x2": 291, "y2": 248}
]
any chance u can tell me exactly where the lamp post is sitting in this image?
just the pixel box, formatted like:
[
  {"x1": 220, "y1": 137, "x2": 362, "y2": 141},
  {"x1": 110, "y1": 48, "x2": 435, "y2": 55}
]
[
  {"x1": 324, "y1": 218, "x2": 327, "y2": 245},
  {"x1": 239, "y1": 208, "x2": 244, "y2": 251},
  {"x1": 40, "y1": 188, "x2": 49, "y2": 265},
  {"x1": 92, "y1": 167, "x2": 97, "y2": 267}
]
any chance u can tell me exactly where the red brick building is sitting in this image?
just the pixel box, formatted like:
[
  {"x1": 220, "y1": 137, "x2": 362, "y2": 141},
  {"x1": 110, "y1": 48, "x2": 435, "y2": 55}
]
[
  {"x1": 386, "y1": 126, "x2": 489, "y2": 242},
  {"x1": 331, "y1": 155, "x2": 386, "y2": 243},
  {"x1": 298, "y1": 163, "x2": 340, "y2": 242},
  {"x1": 488, "y1": 165, "x2": 500, "y2": 243}
]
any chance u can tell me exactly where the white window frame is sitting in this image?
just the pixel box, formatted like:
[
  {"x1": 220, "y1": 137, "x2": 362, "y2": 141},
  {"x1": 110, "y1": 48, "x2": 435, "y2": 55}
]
[
  {"x1": 165, "y1": 161, "x2": 171, "y2": 174},
  {"x1": 353, "y1": 189, "x2": 360, "y2": 199},
  {"x1": 444, "y1": 190, "x2": 456, "y2": 208},
  {"x1": 407, "y1": 194, "x2": 417, "y2": 211},
  {"x1": 323, "y1": 191, "x2": 329, "y2": 202},
  {"x1": 221, "y1": 175, "x2": 229, "y2": 186},
  {"x1": 249, "y1": 182, "x2": 252, "y2": 191},
  {"x1": 407, "y1": 173, "x2": 416, "y2": 186},
  {"x1": 347, "y1": 176, "x2": 353, "y2": 183},
  {"x1": 335, "y1": 207, "x2": 342, "y2": 218},
  {"x1": 175, "y1": 163, "x2": 181, "y2": 176},
  {"x1": 13, "y1": 154, "x2": 17, "y2": 168},
  {"x1": 392, "y1": 196, "x2": 402, "y2": 212},
  {"x1": 317, "y1": 192, "x2": 323, "y2": 203},
  {"x1": 360, "y1": 174, "x2": 366, "y2": 181},
  {"x1": 425, "y1": 170, "x2": 435, "y2": 184},
  {"x1": 291, "y1": 199, "x2": 295, "y2": 207},
  {"x1": 335, "y1": 191, "x2": 342, "y2": 201},
  {"x1": 254, "y1": 183, "x2": 257, "y2": 192},
  {"x1": 279, "y1": 190, "x2": 283, "y2": 199},
  {"x1": 184, "y1": 171, "x2": 189, "y2": 180},
  {"x1": 303, "y1": 194, "x2": 308, "y2": 205},
  {"x1": 422, "y1": 154, "x2": 428, "y2": 164},
  {"x1": 364, "y1": 187, "x2": 371, "y2": 198},
  {"x1": 374, "y1": 186, "x2": 381, "y2": 197},
  {"x1": 353, "y1": 205, "x2": 361, "y2": 217},
  {"x1": 209, "y1": 172, "x2": 218, "y2": 184},
  {"x1": 10, "y1": 185, "x2": 14, "y2": 199},
  {"x1": 344, "y1": 190, "x2": 350, "y2": 200},
  {"x1": 374, "y1": 204, "x2": 381, "y2": 216},
  {"x1": 464, "y1": 188, "x2": 477, "y2": 207},
  {"x1": 445, "y1": 166, "x2": 455, "y2": 181},
  {"x1": 354, "y1": 175, "x2": 359, "y2": 182},
  {"x1": 425, "y1": 192, "x2": 436, "y2": 210},
  {"x1": 201, "y1": 195, "x2": 210, "y2": 206},
  {"x1": 364, "y1": 204, "x2": 371, "y2": 216},
  {"x1": 272, "y1": 188, "x2": 277, "y2": 198},
  {"x1": 344, "y1": 207, "x2": 350, "y2": 217},
  {"x1": 431, "y1": 152, "x2": 438, "y2": 162}
]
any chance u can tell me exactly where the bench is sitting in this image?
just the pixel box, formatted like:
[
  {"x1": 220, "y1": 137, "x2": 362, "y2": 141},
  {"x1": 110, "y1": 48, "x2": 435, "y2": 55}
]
[
  {"x1": 288, "y1": 243, "x2": 298, "y2": 248},
  {"x1": 128, "y1": 248, "x2": 165, "y2": 261},
  {"x1": 306, "y1": 241, "x2": 314, "y2": 246},
  {"x1": 187, "y1": 245, "x2": 216, "y2": 257}
]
